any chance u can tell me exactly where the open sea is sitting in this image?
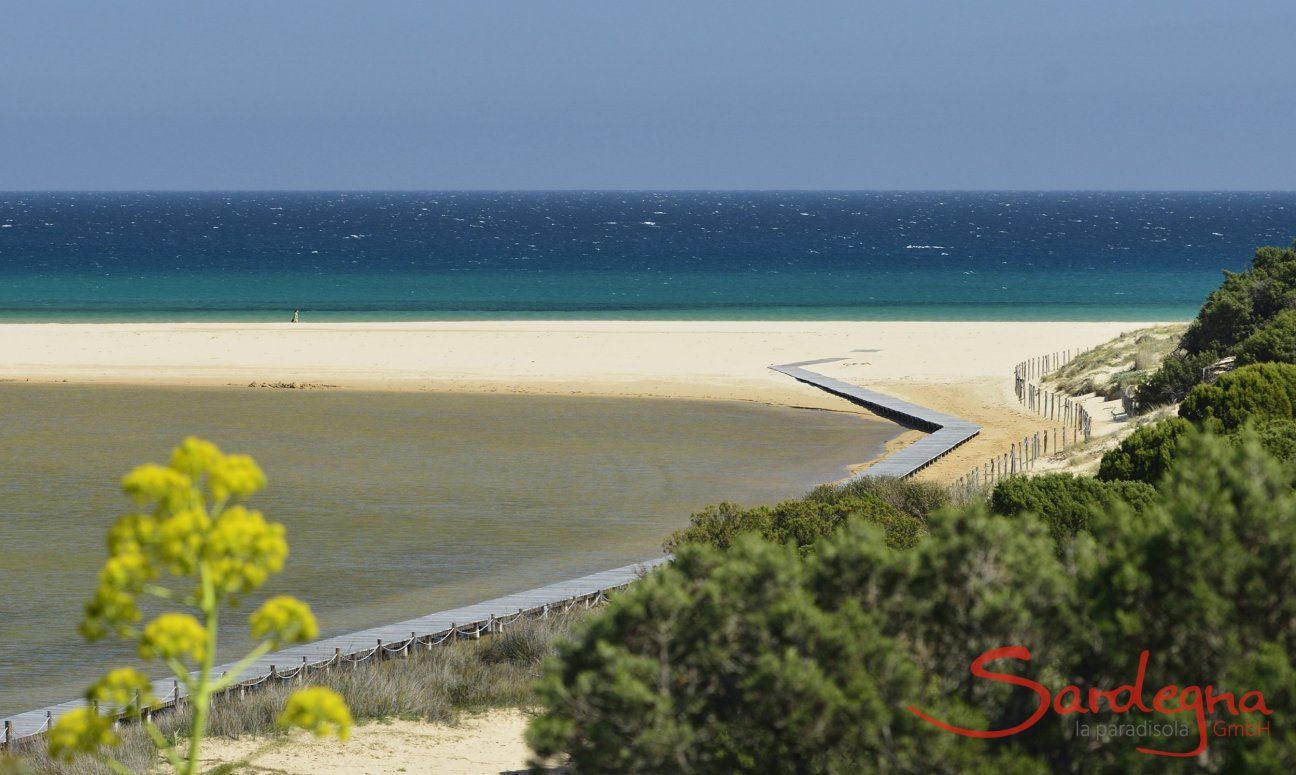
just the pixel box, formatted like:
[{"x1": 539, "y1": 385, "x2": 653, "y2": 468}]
[{"x1": 2, "y1": 191, "x2": 1293, "y2": 321}]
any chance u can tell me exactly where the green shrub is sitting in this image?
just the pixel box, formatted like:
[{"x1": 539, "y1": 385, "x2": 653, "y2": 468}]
[
  {"x1": 1236, "y1": 309, "x2": 1296, "y2": 366},
  {"x1": 1139, "y1": 241, "x2": 1296, "y2": 405},
  {"x1": 1252, "y1": 420, "x2": 1296, "y2": 462},
  {"x1": 989, "y1": 473, "x2": 1157, "y2": 542},
  {"x1": 530, "y1": 523, "x2": 1054, "y2": 773},
  {"x1": 1136, "y1": 350, "x2": 1219, "y2": 406},
  {"x1": 1081, "y1": 428, "x2": 1296, "y2": 774},
  {"x1": 1179, "y1": 362, "x2": 1296, "y2": 429},
  {"x1": 1180, "y1": 270, "x2": 1258, "y2": 355},
  {"x1": 804, "y1": 474, "x2": 950, "y2": 519},
  {"x1": 664, "y1": 492, "x2": 924, "y2": 554},
  {"x1": 1096, "y1": 417, "x2": 1194, "y2": 484}
]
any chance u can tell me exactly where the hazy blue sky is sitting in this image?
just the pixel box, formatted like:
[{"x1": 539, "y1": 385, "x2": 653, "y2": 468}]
[{"x1": 2, "y1": 1, "x2": 1293, "y2": 190}]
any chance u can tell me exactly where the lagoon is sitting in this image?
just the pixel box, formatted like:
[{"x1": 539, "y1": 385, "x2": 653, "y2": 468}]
[{"x1": 0, "y1": 384, "x2": 898, "y2": 716}]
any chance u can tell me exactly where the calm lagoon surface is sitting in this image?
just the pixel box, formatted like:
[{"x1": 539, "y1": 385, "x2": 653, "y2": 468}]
[{"x1": 0, "y1": 384, "x2": 898, "y2": 716}]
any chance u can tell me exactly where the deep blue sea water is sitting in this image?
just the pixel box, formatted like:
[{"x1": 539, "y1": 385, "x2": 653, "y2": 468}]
[{"x1": 1, "y1": 191, "x2": 1293, "y2": 321}]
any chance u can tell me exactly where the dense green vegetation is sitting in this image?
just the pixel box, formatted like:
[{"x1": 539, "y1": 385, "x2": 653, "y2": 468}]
[
  {"x1": 664, "y1": 476, "x2": 947, "y2": 554},
  {"x1": 1179, "y1": 362, "x2": 1296, "y2": 429},
  {"x1": 1096, "y1": 417, "x2": 1194, "y2": 484},
  {"x1": 1141, "y1": 241, "x2": 1296, "y2": 406},
  {"x1": 988, "y1": 473, "x2": 1157, "y2": 542},
  {"x1": 1236, "y1": 309, "x2": 1296, "y2": 366},
  {"x1": 1099, "y1": 363, "x2": 1296, "y2": 485},
  {"x1": 530, "y1": 430, "x2": 1296, "y2": 773}
]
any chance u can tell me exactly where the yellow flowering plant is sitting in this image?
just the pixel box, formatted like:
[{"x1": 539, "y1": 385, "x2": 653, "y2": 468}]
[{"x1": 51, "y1": 437, "x2": 352, "y2": 774}]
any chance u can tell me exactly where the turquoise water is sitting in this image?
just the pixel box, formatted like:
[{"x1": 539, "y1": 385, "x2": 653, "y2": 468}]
[{"x1": 2, "y1": 191, "x2": 1293, "y2": 320}]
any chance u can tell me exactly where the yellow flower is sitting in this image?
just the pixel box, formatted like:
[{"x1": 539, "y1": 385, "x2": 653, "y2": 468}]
[
  {"x1": 208, "y1": 453, "x2": 267, "y2": 500},
  {"x1": 278, "y1": 687, "x2": 352, "y2": 740},
  {"x1": 47, "y1": 707, "x2": 119, "y2": 761},
  {"x1": 82, "y1": 585, "x2": 142, "y2": 641},
  {"x1": 169, "y1": 436, "x2": 223, "y2": 478},
  {"x1": 106, "y1": 513, "x2": 158, "y2": 557},
  {"x1": 205, "y1": 505, "x2": 288, "y2": 596},
  {"x1": 249, "y1": 595, "x2": 319, "y2": 645},
  {"x1": 156, "y1": 507, "x2": 211, "y2": 575},
  {"x1": 121, "y1": 463, "x2": 193, "y2": 509},
  {"x1": 138, "y1": 613, "x2": 207, "y2": 663},
  {"x1": 97, "y1": 551, "x2": 156, "y2": 594},
  {"x1": 86, "y1": 668, "x2": 155, "y2": 713}
]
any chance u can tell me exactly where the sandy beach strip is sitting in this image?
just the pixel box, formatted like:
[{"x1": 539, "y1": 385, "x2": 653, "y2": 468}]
[
  {"x1": 0, "y1": 320, "x2": 1162, "y2": 483},
  {"x1": 197, "y1": 710, "x2": 533, "y2": 774}
]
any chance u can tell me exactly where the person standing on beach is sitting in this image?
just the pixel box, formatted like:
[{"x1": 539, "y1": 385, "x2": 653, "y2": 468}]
[{"x1": 291, "y1": 309, "x2": 299, "y2": 323}]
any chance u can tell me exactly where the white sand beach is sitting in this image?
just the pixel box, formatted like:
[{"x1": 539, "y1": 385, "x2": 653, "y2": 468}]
[{"x1": 0, "y1": 320, "x2": 1157, "y2": 484}]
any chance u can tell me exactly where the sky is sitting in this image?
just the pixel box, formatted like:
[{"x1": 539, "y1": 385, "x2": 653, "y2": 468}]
[{"x1": 2, "y1": 1, "x2": 1294, "y2": 190}]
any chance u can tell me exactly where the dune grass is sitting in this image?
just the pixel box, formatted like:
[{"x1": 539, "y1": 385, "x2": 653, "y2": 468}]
[
  {"x1": 2, "y1": 610, "x2": 585, "y2": 774},
  {"x1": 1047, "y1": 324, "x2": 1186, "y2": 400}
]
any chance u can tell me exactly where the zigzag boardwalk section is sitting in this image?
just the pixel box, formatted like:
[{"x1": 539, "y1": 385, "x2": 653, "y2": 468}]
[
  {"x1": 0, "y1": 557, "x2": 667, "y2": 749},
  {"x1": 770, "y1": 358, "x2": 981, "y2": 478}
]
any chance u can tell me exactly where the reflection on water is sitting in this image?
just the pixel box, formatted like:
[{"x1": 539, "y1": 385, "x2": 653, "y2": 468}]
[{"x1": 0, "y1": 384, "x2": 898, "y2": 715}]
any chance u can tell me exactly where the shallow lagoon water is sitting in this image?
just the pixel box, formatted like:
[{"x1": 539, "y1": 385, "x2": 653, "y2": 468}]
[{"x1": 0, "y1": 384, "x2": 898, "y2": 716}]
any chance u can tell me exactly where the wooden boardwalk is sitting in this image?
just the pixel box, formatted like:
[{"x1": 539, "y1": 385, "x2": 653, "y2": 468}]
[
  {"x1": 1, "y1": 557, "x2": 667, "y2": 746},
  {"x1": 770, "y1": 358, "x2": 980, "y2": 478}
]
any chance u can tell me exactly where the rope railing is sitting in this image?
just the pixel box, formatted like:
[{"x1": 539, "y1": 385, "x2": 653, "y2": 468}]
[
  {"x1": 1012, "y1": 348, "x2": 1093, "y2": 441},
  {"x1": 950, "y1": 346, "x2": 1096, "y2": 500},
  {"x1": 1, "y1": 584, "x2": 625, "y2": 754}
]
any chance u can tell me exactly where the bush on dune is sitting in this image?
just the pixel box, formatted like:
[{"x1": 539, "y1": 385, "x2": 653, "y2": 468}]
[
  {"x1": 1179, "y1": 243, "x2": 1296, "y2": 357},
  {"x1": 664, "y1": 480, "x2": 932, "y2": 555},
  {"x1": 1236, "y1": 309, "x2": 1296, "y2": 366},
  {"x1": 1252, "y1": 419, "x2": 1296, "y2": 462},
  {"x1": 1179, "y1": 362, "x2": 1296, "y2": 430},
  {"x1": 804, "y1": 474, "x2": 950, "y2": 519},
  {"x1": 662, "y1": 495, "x2": 926, "y2": 554},
  {"x1": 989, "y1": 473, "x2": 1158, "y2": 542},
  {"x1": 1140, "y1": 241, "x2": 1296, "y2": 407},
  {"x1": 531, "y1": 518, "x2": 1056, "y2": 774},
  {"x1": 1136, "y1": 349, "x2": 1220, "y2": 407},
  {"x1": 1096, "y1": 417, "x2": 1194, "y2": 484}
]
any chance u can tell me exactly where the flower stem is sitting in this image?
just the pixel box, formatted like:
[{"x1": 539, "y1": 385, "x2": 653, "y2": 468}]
[{"x1": 180, "y1": 560, "x2": 219, "y2": 775}]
